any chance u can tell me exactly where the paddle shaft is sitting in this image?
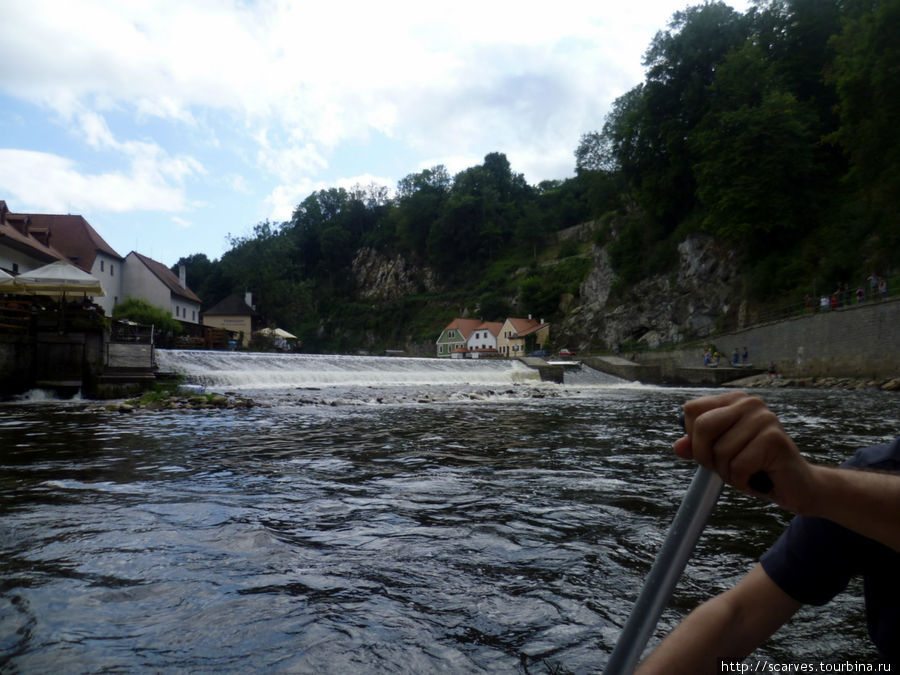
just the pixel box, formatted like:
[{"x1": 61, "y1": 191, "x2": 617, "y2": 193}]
[{"x1": 605, "y1": 466, "x2": 724, "y2": 674}]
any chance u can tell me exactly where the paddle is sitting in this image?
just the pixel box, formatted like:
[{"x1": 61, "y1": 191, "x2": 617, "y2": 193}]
[
  {"x1": 604, "y1": 417, "x2": 772, "y2": 673},
  {"x1": 604, "y1": 465, "x2": 723, "y2": 674}
]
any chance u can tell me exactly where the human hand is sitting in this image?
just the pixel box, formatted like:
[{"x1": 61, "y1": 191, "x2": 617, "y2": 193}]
[{"x1": 673, "y1": 392, "x2": 816, "y2": 513}]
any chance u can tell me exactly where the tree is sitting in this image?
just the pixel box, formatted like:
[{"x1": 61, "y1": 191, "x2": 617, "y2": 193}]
[
  {"x1": 599, "y1": 3, "x2": 749, "y2": 230},
  {"x1": 113, "y1": 297, "x2": 182, "y2": 334},
  {"x1": 829, "y1": 0, "x2": 900, "y2": 216},
  {"x1": 394, "y1": 166, "x2": 450, "y2": 256},
  {"x1": 691, "y1": 89, "x2": 819, "y2": 240}
]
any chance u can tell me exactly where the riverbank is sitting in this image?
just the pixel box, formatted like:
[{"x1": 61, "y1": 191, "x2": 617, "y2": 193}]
[{"x1": 724, "y1": 373, "x2": 900, "y2": 391}]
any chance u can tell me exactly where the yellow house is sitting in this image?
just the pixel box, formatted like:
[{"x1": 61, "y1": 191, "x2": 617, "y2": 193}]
[
  {"x1": 202, "y1": 293, "x2": 255, "y2": 347},
  {"x1": 497, "y1": 316, "x2": 550, "y2": 358}
]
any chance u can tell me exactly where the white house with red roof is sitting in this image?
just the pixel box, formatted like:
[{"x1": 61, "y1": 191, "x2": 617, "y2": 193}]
[{"x1": 465, "y1": 321, "x2": 503, "y2": 358}]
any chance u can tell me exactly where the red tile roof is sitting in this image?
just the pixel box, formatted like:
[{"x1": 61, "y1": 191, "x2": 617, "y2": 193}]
[
  {"x1": 443, "y1": 317, "x2": 482, "y2": 340},
  {"x1": 129, "y1": 251, "x2": 201, "y2": 304},
  {"x1": 25, "y1": 213, "x2": 123, "y2": 272},
  {"x1": 507, "y1": 317, "x2": 549, "y2": 337},
  {"x1": 475, "y1": 321, "x2": 503, "y2": 337},
  {"x1": 0, "y1": 202, "x2": 65, "y2": 266}
]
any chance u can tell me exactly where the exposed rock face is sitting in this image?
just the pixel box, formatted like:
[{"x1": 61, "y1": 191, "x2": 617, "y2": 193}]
[
  {"x1": 560, "y1": 235, "x2": 742, "y2": 351},
  {"x1": 352, "y1": 247, "x2": 438, "y2": 301}
]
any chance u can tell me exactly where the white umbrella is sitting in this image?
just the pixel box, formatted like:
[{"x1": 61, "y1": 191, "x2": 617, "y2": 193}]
[
  {"x1": 11, "y1": 260, "x2": 104, "y2": 297},
  {"x1": 257, "y1": 327, "x2": 297, "y2": 339}
]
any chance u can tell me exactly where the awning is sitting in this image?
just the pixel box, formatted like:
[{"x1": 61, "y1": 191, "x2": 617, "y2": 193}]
[{"x1": 8, "y1": 260, "x2": 104, "y2": 297}]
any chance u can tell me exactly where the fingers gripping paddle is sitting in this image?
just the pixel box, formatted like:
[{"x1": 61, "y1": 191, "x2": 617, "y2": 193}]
[{"x1": 604, "y1": 416, "x2": 772, "y2": 673}]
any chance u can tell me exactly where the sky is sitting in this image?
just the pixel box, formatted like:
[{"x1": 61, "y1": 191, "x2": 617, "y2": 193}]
[{"x1": 0, "y1": 0, "x2": 750, "y2": 268}]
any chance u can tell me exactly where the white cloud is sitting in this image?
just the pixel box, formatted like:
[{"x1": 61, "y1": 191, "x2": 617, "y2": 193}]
[
  {"x1": 0, "y1": 148, "x2": 199, "y2": 213},
  {"x1": 0, "y1": 0, "x2": 751, "y2": 264}
]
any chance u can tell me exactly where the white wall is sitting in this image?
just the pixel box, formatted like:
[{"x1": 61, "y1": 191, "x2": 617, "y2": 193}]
[
  {"x1": 172, "y1": 298, "x2": 200, "y2": 324},
  {"x1": 0, "y1": 246, "x2": 48, "y2": 275},
  {"x1": 123, "y1": 254, "x2": 170, "y2": 310},
  {"x1": 466, "y1": 329, "x2": 498, "y2": 351},
  {"x1": 89, "y1": 252, "x2": 123, "y2": 316}
]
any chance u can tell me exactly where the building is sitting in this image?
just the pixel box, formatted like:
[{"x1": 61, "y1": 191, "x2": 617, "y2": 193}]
[
  {"x1": 123, "y1": 252, "x2": 202, "y2": 325},
  {"x1": 0, "y1": 200, "x2": 64, "y2": 275},
  {"x1": 24, "y1": 213, "x2": 125, "y2": 316},
  {"x1": 497, "y1": 317, "x2": 550, "y2": 357},
  {"x1": 435, "y1": 318, "x2": 482, "y2": 358},
  {"x1": 202, "y1": 292, "x2": 257, "y2": 347},
  {"x1": 465, "y1": 321, "x2": 503, "y2": 358}
]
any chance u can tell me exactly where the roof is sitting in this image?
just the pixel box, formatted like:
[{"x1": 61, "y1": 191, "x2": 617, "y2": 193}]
[
  {"x1": 474, "y1": 321, "x2": 503, "y2": 337},
  {"x1": 26, "y1": 213, "x2": 123, "y2": 272},
  {"x1": 0, "y1": 205, "x2": 65, "y2": 266},
  {"x1": 128, "y1": 251, "x2": 201, "y2": 304},
  {"x1": 442, "y1": 317, "x2": 482, "y2": 340},
  {"x1": 204, "y1": 293, "x2": 255, "y2": 317},
  {"x1": 506, "y1": 317, "x2": 550, "y2": 338}
]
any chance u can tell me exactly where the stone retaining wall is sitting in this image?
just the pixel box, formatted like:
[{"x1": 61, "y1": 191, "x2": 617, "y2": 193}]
[{"x1": 636, "y1": 297, "x2": 899, "y2": 380}]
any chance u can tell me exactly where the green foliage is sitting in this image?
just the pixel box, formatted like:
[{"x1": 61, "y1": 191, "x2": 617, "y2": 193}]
[
  {"x1": 558, "y1": 238, "x2": 581, "y2": 259},
  {"x1": 113, "y1": 297, "x2": 183, "y2": 334},
  {"x1": 519, "y1": 257, "x2": 592, "y2": 321},
  {"x1": 691, "y1": 90, "x2": 820, "y2": 240},
  {"x1": 828, "y1": 0, "x2": 900, "y2": 220}
]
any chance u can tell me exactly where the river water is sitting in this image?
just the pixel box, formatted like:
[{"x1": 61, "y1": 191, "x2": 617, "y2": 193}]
[{"x1": 1, "y1": 352, "x2": 897, "y2": 673}]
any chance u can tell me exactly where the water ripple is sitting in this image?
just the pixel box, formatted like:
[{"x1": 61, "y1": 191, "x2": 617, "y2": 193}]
[{"x1": 1, "y1": 388, "x2": 894, "y2": 671}]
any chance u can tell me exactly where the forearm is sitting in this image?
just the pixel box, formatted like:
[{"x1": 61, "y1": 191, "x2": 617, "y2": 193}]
[
  {"x1": 806, "y1": 465, "x2": 900, "y2": 551},
  {"x1": 635, "y1": 565, "x2": 800, "y2": 674},
  {"x1": 635, "y1": 594, "x2": 744, "y2": 674}
]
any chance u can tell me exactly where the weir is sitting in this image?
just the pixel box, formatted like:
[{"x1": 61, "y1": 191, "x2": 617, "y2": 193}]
[{"x1": 156, "y1": 350, "x2": 545, "y2": 389}]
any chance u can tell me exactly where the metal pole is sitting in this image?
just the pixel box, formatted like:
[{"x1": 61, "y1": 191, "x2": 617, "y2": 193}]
[{"x1": 605, "y1": 466, "x2": 724, "y2": 674}]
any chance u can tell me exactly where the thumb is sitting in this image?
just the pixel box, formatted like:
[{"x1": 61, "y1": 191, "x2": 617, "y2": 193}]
[{"x1": 674, "y1": 436, "x2": 694, "y2": 460}]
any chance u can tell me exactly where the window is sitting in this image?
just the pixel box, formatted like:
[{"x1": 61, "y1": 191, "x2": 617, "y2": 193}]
[
  {"x1": 11, "y1": 263, "x2": 18, "y2": 274},
  {"x1": 110, "y1": 264, "x2": 114, "y2": 276},
  {"x1": 176, "y1": 306, "x2": 180, "y2": 317},
  {"x1": 192, "y1": 311, "x2": 196, "y2": 321},
  {"x1": 100, "y1": 260, "x2": 104, "y2": 272}
]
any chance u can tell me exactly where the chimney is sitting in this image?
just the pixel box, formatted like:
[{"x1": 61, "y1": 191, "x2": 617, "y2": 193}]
[
  {"x1": 179, "y1": 265, "x2": 187, "y2": 288},
  {"x1": 245, "y1": 291, "x2": 253, "y2": 309}
]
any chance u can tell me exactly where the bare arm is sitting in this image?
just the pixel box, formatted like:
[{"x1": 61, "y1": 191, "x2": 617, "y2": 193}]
[
  {"x1": 807, "y1": 464, "x2": 900, "y2": 552},
  {"x1": 635, "y1": 564, "x2": 801, "y2": 674}
]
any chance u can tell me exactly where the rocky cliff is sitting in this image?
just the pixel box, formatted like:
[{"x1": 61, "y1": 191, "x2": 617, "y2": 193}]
[
  {"x1": 352, "y1": 247, "x2": 438, "y2": 301},
  {"x1": 349, "y1": 235, "x2": 744, "y2": 355},
  {"x1": 560, "y1": 235, "x2": 743, "y2": 351}
]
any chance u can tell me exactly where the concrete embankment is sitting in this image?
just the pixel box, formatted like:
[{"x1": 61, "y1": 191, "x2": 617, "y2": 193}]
[
  {"x1": 581, "y1": 355, "x2": 763, "y2": 386},
  {"x1": 583, "y1": 296, "x2": 899, "y2": 386},
  {"x1": 636, "y1": 296, "x2": 899, "y2": 381}
]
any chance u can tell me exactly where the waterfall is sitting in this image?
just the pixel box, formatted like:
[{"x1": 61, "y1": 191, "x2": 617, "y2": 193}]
[{"x1": 155, "y1": 350, "x2": 543, "y2": 389}]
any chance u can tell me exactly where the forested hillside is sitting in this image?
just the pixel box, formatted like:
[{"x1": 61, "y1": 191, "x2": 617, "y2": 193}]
[{"x1": 173, "y1": 0, "x2": 900, "y2": 354}]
